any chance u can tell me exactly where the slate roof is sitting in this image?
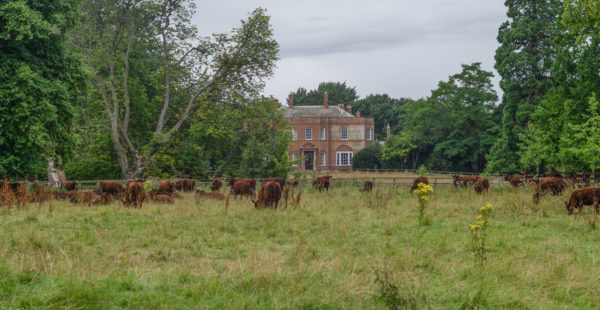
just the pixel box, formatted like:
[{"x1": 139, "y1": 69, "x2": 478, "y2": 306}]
[{"x1": 280, "y1": 106, "x2": 354, "y2": 118}]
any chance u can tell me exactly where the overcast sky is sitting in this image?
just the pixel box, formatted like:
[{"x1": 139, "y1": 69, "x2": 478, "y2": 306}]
[{"x1": 192, "y1": 0, "x2": 507, "y2": 103}]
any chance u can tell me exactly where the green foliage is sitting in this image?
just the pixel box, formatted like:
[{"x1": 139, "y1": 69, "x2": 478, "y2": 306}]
[
  {"x1": 399, "y1": 63, "x2": 498, "y2": 172},
  {"x1": 382, "y1": 133, "x2": 416, "y2": 169},
  {"x1": 486, "y1": 0, "x2": 561, "y2": 173},
  {"x1": 352, "y1": 94, "x2": 412, "y2": 140},
  {"x1": 0, "y1": 0, "x2": 85, "y2": 178},
  {"x1": 352, "y1": 144, "x2": 383, "y2": 169},
  {"x1": 288, "y1": 81, "x2": 358, "y2": 106}
]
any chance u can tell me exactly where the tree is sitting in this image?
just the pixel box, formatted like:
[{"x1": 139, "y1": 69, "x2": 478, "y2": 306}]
[
  {"x1": 288, "y1": 81, "x2": 358, "y2": 106},
  {"x1": 381, "y1": 133, "x2": 416, "y2": 169},
  {"x1": 352, "y1": 94, "x2": 412, "y2": 140},
  {"x1": 425, "y1": 63, "x2": 498, "y2": 172},
  {"x1": 74, "y1": 1, "x2": 279, "y2": 177},
  {"x1": 486, "y1": 0, "x2": 561, "y2": 173},
  {"x1": 0, "y1": 0, "x2": 86, "y2": 178},
  {"x1": 352, "y1": 144, "x2": 382, "y2": 169}
]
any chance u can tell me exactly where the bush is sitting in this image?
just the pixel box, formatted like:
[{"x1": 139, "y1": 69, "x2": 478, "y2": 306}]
[{"x1": 352, "y1": 144, "x2": 383, "y2": 169}]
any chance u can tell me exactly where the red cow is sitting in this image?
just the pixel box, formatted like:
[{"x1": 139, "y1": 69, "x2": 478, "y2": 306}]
[
  {"x1": 230, "y1": 180, "x2": 255, "y2": 200},
  {"x1": 195, "y1": 190, "x2": 225, "y2": 200},
  {"x1": 410, "y1": 176, "x2": 429, "y2": 192},
  {"x1": 361, "y1": 181, "x2": 373, "y2": 192},
  {"x1": 210, "y1": 178, "x2": 223, "y2": 192},
  {"x1": 474, "y1": 178, "x2": 490, "y2": 194},
  {"x1": 252, "y1": 181, "x2": 282, "y2": 209},
  {"x1": 123, "y1": 180, "x2": 144, "y2": 208},
  {"x1": 504, "y1": 175, "x2": 523, "y2": 187},
  {"x1": 565, "y1": 188, "x2": 600, "y2": 215},
  {"x1": 158, "y1": 180, "x2": 175, "y2": 196},
  {"x1": 312, "y1": 176, "x2": 332, "y2": 192},
  {"x1": 228, "y1": 178, "x2": 257, "y2": 190},
  {"x1": 99, "y1": 180, "x2": 123, "y2": 200},
  {"x1": 61, "y1": 181, "x2": 76, "y2": 191},
  {"x1": 452, "y1": 175, "x2": 481, "y2": 187},
  {"x1": 262, "y1": 177, "x2": 286, "y2": 189},
  {"x1": 533, "y1": 177, "x2": 567, "y2": 204},
  {"x1": 154, "y1": 194, "x2": 174, "y2": 204}
]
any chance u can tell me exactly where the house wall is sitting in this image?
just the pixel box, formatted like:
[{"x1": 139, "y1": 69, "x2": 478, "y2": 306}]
[{"x1": 287, "y1": 117, "x2": 375, "y2": 171}]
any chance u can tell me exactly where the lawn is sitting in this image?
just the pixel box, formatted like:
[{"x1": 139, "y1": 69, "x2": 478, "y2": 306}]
[{"x1": 0, "y1": 183, "x2": 598, "y2": 309}]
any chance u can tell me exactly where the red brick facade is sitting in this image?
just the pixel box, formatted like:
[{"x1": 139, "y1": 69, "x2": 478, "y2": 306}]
[{"x1": 283, "y1": 96, "x2": 375, "y2": 171}]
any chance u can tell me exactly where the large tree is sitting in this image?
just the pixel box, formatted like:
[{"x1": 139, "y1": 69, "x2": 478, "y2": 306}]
[
  {"x1": 352, "y1": 94, "x2": 412, "y2": 140},
  {"x1": 486, "y1": 0, "x2": 561, "y2": 173},
  {"x1": 0, "y1": 0, "x2": 86, "y2": 178},
  {"x1": 400, "y1": 63, "x2": 498, "y2": 171},
  {"x1": 74, "y1": 0, "x2": 279, "y2": 177}
]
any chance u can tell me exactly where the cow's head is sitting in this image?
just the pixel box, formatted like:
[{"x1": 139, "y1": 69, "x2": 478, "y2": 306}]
[{"x1": 564, "y1": 201, "x2": 574, "y2": 215}]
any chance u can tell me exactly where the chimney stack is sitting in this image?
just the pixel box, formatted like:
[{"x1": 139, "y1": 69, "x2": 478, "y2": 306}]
[
  {"x1": 356, "y1": 111, "x2": 361, "y2": 118},
  {"x1": 346, "y1": 105, "x2": 352, "y2": 114},
  {"x1": 386, "y1": 123, "x2": 391, "y2": 138},
  {"x1": 324, "y1": 92, "x2": 328, "y2": 108},
  {"x1": 288, "y1": 92, "x2": 293, "y2": 109}
]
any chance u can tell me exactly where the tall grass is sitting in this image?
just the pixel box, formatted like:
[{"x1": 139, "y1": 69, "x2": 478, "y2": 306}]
[{"x1": 0, "y1": 184, "x2": 598, "y2": 308}]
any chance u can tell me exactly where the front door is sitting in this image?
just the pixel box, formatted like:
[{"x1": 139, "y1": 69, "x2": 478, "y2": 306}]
[{"x1": 305, "y1": 151, "x2": 314, "y2": 170}]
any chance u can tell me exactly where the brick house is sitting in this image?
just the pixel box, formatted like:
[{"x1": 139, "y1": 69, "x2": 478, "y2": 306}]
[{"x1": 281, "y1": 92, "x2": 375, "y2": 171}]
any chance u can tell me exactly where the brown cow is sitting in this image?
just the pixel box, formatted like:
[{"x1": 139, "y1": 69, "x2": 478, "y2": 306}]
[
  {"x1": 228, "y1": 178, "x2": 257, "y2": 190},
  {"x1": 195, "y1": 190, "x2": 225, "y2": 200},
  {"x1": 504, "y1": 175, "x2": 523, "y2": 187},
  {"x1": 565, "y1": 188, "x2": 600, "y2": 215},
  {"x1": 252, "y1": 181, "x2": 282, "y2": 209},
  {"x1": 99, "y1": 180, "x2": 123, "y2": 200},
  {"x1": 533, "y1": 177, "x2": 567, "y2": 204},
  {"x1": 64, "y1": 190, "x2": 79, "y2": 203},
  {"x1": 61, "y1": 181, "x2": 76, "y2": 191},
  {"x1": 452, "y1": 175, "x2": 481, "y2": 187},
  {"x1": 158, "y1": 180, "x2": 175, "y2": 196},
  {"x1": 175, "y1": 178, "x2": 196, "y2": 192},
  {"x1": 312, "y1": 176, "x2": 332, "y2": 192},
  {"x1": 410, "y1": 176, "x2": 429, "y2": 192},
  {"x1": 262, "y1": 177, "x2": 286, "y2": 189},
  {"x1": 122, "y1": 181, "x2": 144, "y2": 208},
  {"x1": 154, "y1": 194, "x2": 174, "y2": 204},
  {"x1": 210, "y1": 178, "x2": 223, "y2": 192},
  {"x1": 230, "y1": 180, "x2": 255, "y2": 200},
  {"x1": 361, "y1": 181, "x2": 373, "y2": 192},
  {"x1": 474, "y1": 178, "x2": 490, "y2": 194}
]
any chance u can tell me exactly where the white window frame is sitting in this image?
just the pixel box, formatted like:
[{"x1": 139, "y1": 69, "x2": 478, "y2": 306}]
[
  {"x1": 292, "y1": 128, "x2": 297, "y2": 140},
  {"x1": 336, "y1": 151, "x2": 353, "y2": 166},
  {"x1": 366, "y1": 128, "x2": 372, "y2": 141},
  {"x1": 292, "y1": 153, "x2": 298, "y2": 166},
  {"x1": 305, "y1": 128, "x2": 312, "y2": 140},
  {"x1": 321, "y1": 153, "x2": 326, "y2": 166},
  {"x1": 320, "y1": 128, "x2": 326, "y2": 140},
  {"x1": 341, "y1": 128, "x2": 348, "y2": 140}
]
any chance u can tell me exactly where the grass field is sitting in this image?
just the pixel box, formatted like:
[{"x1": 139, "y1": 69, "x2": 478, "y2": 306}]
[{"x1": 0, "y1": 182, "x2": 599, "y2": 309}]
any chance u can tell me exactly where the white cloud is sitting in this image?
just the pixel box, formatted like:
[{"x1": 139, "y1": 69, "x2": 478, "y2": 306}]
[{"x1": 192, "y1": 0, "x2": 506, "y2": 101}]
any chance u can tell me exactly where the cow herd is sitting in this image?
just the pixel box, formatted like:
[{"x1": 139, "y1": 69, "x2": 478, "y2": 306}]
[{"x1": 2, "y1": 171, "x2": 600, "y2": 215}]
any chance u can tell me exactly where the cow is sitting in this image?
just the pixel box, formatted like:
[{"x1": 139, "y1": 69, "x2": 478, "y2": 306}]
[
  {"x1": 154, "y1": 194, "x2": 174, "y2": 204},
  {"x1": 230, "y1": 180, "x2": 255, "y2": 200},
  {"x1": 228, "y1": 178, "x2": 257, "y2": 191},
  {"x1": 158, "y1": 180, "x2": 175, "y2": 196},
  {"x1": 64, "y1": 190, "x2": 79, "y2": 203},
  {"x1": 80, "y1": 191, "x2": 100, "y2": 206},
  {"x1": 312, "y1": 176, "x2": 332, "y2": 192},
  {"x1": 290, "y1": 181, "x2": 299, "y2": 188},
  {"x1": 61, "y1": 181, "x2": 76, "y2": 191},
  {"x1": 175, "y1": 178, "x2": 196, "y2": 192},
  {"x1": 99, "y1": 180, "x2": 123, "y2": 200},
  {"x1": 504, "y1": 175, "x2": 523, "y2": 187},
  {"x1": 210, "y1": 178, "x2": 223, "y2": 192},
  {"x1": 360, "y1": 181, "x2": 373, "y2": 193},
  {"x1": 452, "y1": 175, "x2": 481, "y2": 187},
  {"x1": 122, "y1": 180, "x2": 144, "y2": 208},
  {"x1": 262, "y1": 177, "x2": 286, "y2": 189},
  {"x1": 533, "y1": 177, "x2": 567, "y2": 204},
  {"x1": 474, "y1": 178, "x2": 490, "y2": 194},
  {"x1": 410, "y1": 176, "x2": 429, "y2": 192},
  {"x1": 195, "y1": 190, "x2": 225, "y2": 200},
  {"x1": 252, "y1": 181, "x2": 282, "y2": 209},
  {"x1": 565, "y1": 188, "x2": 600, "y2": 215}
]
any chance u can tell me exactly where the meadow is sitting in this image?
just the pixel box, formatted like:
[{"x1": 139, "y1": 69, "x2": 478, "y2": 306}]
[{"x1": 0, "y1": 181, "x2": 599, "y2": 309}]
